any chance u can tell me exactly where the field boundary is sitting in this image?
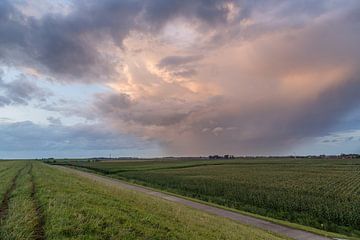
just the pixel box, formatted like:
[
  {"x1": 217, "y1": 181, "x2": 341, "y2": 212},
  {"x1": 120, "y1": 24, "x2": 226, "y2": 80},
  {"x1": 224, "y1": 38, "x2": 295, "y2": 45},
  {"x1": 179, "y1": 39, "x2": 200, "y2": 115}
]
[
  {"x1": 49, "y1": 160, "x2": 318, "y2": 174},
  {"x1": 52, "y1": 164, "x2": 345, "y2": 240}
]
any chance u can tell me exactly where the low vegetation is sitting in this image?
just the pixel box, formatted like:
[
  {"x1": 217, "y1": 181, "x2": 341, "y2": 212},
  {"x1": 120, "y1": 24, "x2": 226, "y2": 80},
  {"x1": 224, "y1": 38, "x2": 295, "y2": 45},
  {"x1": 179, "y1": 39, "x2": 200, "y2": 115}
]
[
  {"x1": 0, "y1": 161, "x2": 24, "y2": 222},
  {"x1": 0, "y1": 163, "x2": 42, "y2": 240},
  {"x1": 57, "y1": 157, "x2": 360, "y2": 238},
  {"x1": 0, "y1": 161, "x2": 287, "y2": 239}
]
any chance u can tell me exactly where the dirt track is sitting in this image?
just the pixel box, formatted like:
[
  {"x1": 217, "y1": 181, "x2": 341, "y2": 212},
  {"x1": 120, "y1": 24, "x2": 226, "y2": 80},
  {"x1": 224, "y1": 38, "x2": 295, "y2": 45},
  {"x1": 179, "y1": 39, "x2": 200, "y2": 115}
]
[{"x1": 54, "y1": 165, "x2": 336, "y2": 240}]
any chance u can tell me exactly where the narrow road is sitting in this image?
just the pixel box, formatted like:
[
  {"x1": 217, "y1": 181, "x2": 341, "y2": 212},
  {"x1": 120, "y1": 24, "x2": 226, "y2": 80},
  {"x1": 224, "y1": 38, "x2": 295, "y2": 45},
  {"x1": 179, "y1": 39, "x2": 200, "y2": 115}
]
[{"x1": 54, "y1": 165, "x2": 335, "y2": 240}]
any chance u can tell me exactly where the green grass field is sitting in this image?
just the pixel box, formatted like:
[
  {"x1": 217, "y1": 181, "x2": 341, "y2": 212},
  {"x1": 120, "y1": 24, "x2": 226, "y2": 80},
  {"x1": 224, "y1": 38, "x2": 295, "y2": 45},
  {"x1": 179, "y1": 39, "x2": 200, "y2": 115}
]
[
  {"x1": 55, "y1": 157, "x2": 360, "y2": 238},
  {"x1": 0, "y1": 161, "x2": 288, "y2": 240}
]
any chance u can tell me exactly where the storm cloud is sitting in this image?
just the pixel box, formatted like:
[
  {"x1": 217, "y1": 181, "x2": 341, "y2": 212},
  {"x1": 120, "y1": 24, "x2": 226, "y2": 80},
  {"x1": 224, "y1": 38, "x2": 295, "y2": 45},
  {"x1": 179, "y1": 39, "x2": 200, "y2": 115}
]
[
  {"x1": 93, "y1": 0, "x2": 360, "y2": 155},
  {"x1": 157, "y1": 55, "x2": 203, "y2": 69}
]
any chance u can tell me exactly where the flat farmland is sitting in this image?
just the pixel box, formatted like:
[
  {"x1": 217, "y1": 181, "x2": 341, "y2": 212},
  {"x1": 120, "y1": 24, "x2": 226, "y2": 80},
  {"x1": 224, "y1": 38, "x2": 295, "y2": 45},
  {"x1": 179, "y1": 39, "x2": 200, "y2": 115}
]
[
  {"x1": 58, "y1": 157, "x2": 360, "y2": 238},
  {"x1": 0, "y1": 161, "x2": 290, "y2": 240}
]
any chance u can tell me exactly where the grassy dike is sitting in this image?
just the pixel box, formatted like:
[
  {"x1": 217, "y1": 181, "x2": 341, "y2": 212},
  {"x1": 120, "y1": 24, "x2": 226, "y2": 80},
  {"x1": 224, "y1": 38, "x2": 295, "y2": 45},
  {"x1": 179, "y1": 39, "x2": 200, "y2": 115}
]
[{"x1": 33, "y1": 162, "x2": 288, "y2": 240}]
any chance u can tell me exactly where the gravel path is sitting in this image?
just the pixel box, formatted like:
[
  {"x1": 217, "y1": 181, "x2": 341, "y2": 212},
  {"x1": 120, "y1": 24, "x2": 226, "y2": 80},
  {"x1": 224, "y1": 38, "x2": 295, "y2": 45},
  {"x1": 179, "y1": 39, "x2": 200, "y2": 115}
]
[{"x1": 54, "y1": 165, "x2": 336, "y2": 240}]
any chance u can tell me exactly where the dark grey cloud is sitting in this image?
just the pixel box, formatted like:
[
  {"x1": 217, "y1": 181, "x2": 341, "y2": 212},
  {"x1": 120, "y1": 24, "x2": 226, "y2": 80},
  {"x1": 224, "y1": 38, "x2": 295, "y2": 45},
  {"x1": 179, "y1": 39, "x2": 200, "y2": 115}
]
[
  {"x1": 0, "y1": 0, "x2": 345, "y2": 82},
  {"x1": 95, "y1": 92, "x2": 132, "y2": 112},
  {"x1": 0, "y1": 1, "x2": 25, "y2": 46},
  {"x1": 0, "y1": 74, "x2": 50, "y2": 106},
  {"x1": 0, "y1": 0, "x2": 244, "y2": 82},
  {"x1": 0, "y1": 0, "x2": 141, "y2": 81},
  {"x1": 157, "y1": 55, "x2": 202, "y2": 78},
  {"x1": 142, "y1": 0, "x2": 240, "y2": 30},
  {"x1": 142, "y1": 0, "x2": 331, "y2": 31},
  {"x1": 0, "y1": 0, "x2": 350, "y2": 81},
  {"x1": 26, "y1": 0, "x2": 145, "y2": 80},
  {"x1": 173, "y1": 69, "x2": 197, "y2": 78},
  {"x1": 47, "y1": 116, "x2": 62, "y2": 125},
  {"x1": 95, "y1": 92, "x2": 192, "y2": 127},
  {"x1": 157, "y1": 55, "x2": 203, "y2": 69},
  {"x1": 0, "y1": 95, "x2": 11, "y2": 107}
]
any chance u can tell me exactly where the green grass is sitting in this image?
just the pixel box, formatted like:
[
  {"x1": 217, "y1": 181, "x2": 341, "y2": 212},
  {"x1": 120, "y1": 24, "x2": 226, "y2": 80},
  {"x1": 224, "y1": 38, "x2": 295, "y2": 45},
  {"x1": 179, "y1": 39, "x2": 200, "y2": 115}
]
[
  {"x1": 56, "y1": 157, "x2": 360, "y2": 238},
  {"x1": 0, "y1": 161, "x2": 22, "y2": 203},
  {"x1": 0, "y1": 163, "x2": 38, "y2": 240}
]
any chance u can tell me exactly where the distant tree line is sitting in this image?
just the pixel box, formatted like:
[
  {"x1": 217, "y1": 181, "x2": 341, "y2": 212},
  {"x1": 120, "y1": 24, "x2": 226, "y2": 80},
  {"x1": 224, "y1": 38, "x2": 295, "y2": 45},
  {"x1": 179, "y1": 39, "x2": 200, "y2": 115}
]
[{"x1": 208, "y1": 155, "x2": 235, "y2": 159}]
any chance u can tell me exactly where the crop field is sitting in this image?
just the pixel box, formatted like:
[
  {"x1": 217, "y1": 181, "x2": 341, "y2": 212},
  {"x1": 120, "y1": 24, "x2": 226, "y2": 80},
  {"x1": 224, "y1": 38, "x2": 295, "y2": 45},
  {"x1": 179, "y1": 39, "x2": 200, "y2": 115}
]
[
  {"x1": 0, "y1": 161, "x2": 289, "y2": 240},
  {"x1": 56, "y1": 157, "x2": 360, "y2": 238}
]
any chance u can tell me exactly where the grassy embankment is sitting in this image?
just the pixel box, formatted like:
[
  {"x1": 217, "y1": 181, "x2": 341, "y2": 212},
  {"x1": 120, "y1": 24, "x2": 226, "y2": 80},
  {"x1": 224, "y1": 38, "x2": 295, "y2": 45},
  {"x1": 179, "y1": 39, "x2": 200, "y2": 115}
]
[
  {"x1": 57, "y1": 157, "x2": 360, "y2": 238},
  {"x1": 0, "y1": 161, "x2": 288, "y2": 240}
]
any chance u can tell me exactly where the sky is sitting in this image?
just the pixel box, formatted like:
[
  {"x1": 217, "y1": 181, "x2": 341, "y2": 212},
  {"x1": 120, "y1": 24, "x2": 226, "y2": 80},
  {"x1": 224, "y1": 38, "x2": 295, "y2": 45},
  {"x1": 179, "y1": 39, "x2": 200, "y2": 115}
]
[{"x1": 0, "y1": 0, "x2": 360, "y2": 158}]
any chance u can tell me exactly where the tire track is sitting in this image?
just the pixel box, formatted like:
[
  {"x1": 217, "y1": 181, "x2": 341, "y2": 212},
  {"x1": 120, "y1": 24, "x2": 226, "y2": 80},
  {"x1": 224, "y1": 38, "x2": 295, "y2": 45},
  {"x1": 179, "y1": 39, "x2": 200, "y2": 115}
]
[
  {"x1": 0, "y1": 165, "x2": 14, "y2": 177},
  {"x1": 29, "y1": 164, "x2": 46, "y2": 240},
  {"x1": 0, "y1": 166, "x2": 24, "y2": 222}
]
